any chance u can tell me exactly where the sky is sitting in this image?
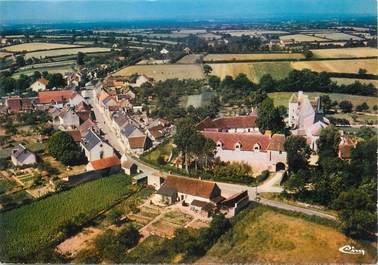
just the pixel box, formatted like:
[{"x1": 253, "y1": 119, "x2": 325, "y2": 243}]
[{"x1": 0, "y1": 0, "x2": 376, "y2": 24}]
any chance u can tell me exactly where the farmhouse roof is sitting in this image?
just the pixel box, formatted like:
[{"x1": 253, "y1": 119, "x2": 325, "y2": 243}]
[
  {"x1": 157, "y1": 187, "x2": 177, "y2": 197},
  {"x1": 11, "y1": 144, "x2": 34, "y2": 163},
  {"x1": 38, "y1": 90, "x2": 75, "y2": 104},
  {"x1": 89, "y1": 156, "x2": 120, "y2": 170},
  {"x1": 128, "y1": 136, "x2": 147, "y2": 149},
  {"x1": 202, "y1": 131, "x2": 273, "y2": 152},
  {"x1": 81, "y1": 129, "x2": 102, "y2": 151},
  {"x1": 122, "y1": 160, "x2": 137, "y2": 169},
  {"x1": 267, "y1": 134, "x2": 285, "y2": 152},
  {"x1": 222, "y1": 191, "x2": 249, "y2": 208},
  {"x1": 6, "y1": 97, "x2": 33, "y2": 112},
  {"x1": 197, "y1": 115, "x2": 257, "y2": 130},
  {"x1": 160, "y1": 175, "x2": 220, "y2": 199},
  {"x1": 121, "y1": 123, "x2": 144, "y2": 138},
  {"x1": 79, "y1": 119, "x2": 97, "y2": 136}
]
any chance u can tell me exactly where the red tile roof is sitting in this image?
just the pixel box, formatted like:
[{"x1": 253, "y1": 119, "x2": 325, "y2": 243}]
[
  {"x1": 128, "y1": 136, "x2": 146, "y2": 149},
  {"x1": 67, "y1": 130, "x2": 82, "y2": 143},
  {"x1": 89, "y1": 156, "x2": 120, "y2": 170},
  {"x1": 339, "y1": 144, "x2": 352, "y2": 159},
  {"x1": 202, "y1": 131, "x2": 285, "y2": 152},
  {"x1": 6, "y1": 97, "x2": 33, "y2": 112},
  {"x1": 197, "y1": 115, "x2": 257, "y2": 131},
  {"x1": 38, "y1": 90, "x2": 75, "y2": 104},
  {"x1": 37, "y1": 78, "x2": 48, "y2": 86},
  {"x1": 161, "y1": 175, "x2": 220, "y2": 199}
]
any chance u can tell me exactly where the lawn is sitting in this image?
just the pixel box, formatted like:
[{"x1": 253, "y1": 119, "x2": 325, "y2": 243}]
[
  {"x1": 12, "y1": 64, "x2": 76, "y2": 79},
  {"x1": 113, "y1": 64, "x2": 205, "y2": 81},
  {"x1": 268, "y1": 92, "x2": 378, "y2": 109},
  {"x1": 142, "y1": 140, "x2": 174, "y2": 164},
  {"x1": 181, "y1": 91, "x2": 216, "y2": 108},
  {"x1": 209, "y1": 62, "x2": 292, "y2": 83},
  {"x1": 197, "y1": 205, "x2": 376, "y2": 264},
  {"x1": 162, "y1": 210, "x2": 193, "y2": 226},
  {"x1": 0, "y1": 173, "x2": 133, "y2": 261}
]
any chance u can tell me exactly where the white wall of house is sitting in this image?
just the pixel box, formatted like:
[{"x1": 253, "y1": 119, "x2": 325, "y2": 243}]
[
  {"x1": 215, "y1": 149, "x2": 287, "y2": 172},
  {"x1": 83, "y1": 142, "x2": 114, "y2": 161},
  {"x1": 59, "y1": 110, "x2": 80, "y2": 129},
  {"x1": 177, "y1": 193, "x2": 211, "y2": 205},
  {"x1": 31, "y1": 81, "x2": 46, "y2": 92},
  {"x1": 147, "y1": 175, "x2": 164, "y2": 190},
  {"x1": 69, "y1": 94, "x2": 86, "y2": 107}
]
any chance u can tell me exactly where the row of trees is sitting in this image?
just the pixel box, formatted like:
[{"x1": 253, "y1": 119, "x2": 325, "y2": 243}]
[{"x1": 283, "y1": 126, "x2": 377, "y2": 239}]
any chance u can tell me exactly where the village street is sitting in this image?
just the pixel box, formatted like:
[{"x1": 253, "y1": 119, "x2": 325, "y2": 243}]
[{"x1": 91, "y1": 89, "x2": 336, "y2": 221}]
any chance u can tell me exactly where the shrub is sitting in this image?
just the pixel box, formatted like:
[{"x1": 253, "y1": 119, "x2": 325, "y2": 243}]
[{"x1": 256, "y1": 170, "x2": 270, "y2": 183}]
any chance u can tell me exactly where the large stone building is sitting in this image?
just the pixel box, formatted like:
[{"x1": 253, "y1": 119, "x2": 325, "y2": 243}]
[{"x1": 288, "y1": 91, "x2": 329, "y2": 150}]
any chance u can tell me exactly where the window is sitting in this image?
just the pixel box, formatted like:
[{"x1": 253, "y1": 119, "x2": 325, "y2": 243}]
[
  {"x1": 235, "y1": 142, "x2": 242, "y2": 151},
  {"x1": 253, "y1": 143, "x2": 261, "y2": 151},
  {"x1": 100, "y1": 151, "x2": 104, "y2": 159}
]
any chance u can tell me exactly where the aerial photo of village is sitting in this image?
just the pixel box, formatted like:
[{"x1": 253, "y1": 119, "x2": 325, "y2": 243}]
[{"x1": 0, "y1": 0, "x2": 377, "y2": 264}]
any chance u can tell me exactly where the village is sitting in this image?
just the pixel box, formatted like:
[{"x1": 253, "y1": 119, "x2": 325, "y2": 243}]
[{"x1": 0, "y1": 5, "x2": 377, "y2": 262}]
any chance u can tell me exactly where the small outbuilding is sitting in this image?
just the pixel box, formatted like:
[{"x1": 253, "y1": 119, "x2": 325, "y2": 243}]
[{"x1": 122, "y1": 160, "x2": 138, "y2": 175}]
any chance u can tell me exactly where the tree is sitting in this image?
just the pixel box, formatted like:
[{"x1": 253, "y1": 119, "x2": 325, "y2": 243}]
[
  {"x1": 256, "y1": 97, "x2": 285, "y2": 134},
  {"x1": 47, "y1": 131, "x2": 84, "y2": 166},
  {"x1": 303, "y1": 49, "x2": 313, "y2": 59},
  {"x1": 47, "y1": 73, "x2": 66, "y2": 89},
  {"x1": 339, "y1": 100, "x2": 353, "y2": 113},
  {"x1": 358, "y1": 68, "x2": 367, "y2": 75},
  {"x1": 118, "y1": 225, "x2": 140, "y2": 248},
  {"x1": 317, "y1": 126, "x2": 341, "y2": 159},
  {"x1": 208, "y1": 75, "x2": 221, "y2": 89},
  {"x1": 203, "y1": 64, "x2": 213, "y2": 75},
  {"x1": 319, "y1": 95, "x2": 335, "y2": 113},
  {"x1": 259, "y1": 74, "x2": 276, "y2": 92},
  {"x1": 355, "y1": 102, "x2": 369, "y2": 112},
  {"x1": 15, "y1": 55, "x2": 25, "y2": 67},
  {"x1": 77, "y1": 52, "x2": 85, "y2": 66},
  {"x1": 284, "y1": 136, "x2": 311, "y2": 173}
]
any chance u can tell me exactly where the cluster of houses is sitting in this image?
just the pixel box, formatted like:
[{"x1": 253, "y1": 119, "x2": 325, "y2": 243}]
[{"x1": 94, "y1": 75, "x2": 171, "y2": 155}]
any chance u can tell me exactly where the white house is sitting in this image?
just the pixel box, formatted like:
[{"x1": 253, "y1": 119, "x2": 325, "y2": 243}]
[
  {"x1": 81, "y1": 129, "x2": 114, "y2": 161},
  {"x1": 134, "y1": 75, "x2": 153, "y2": 88},
  {"x1": 11, "y1": 144, "x2": 37, "y2": 166},
  {"x1": 202, "y1": 131, "x2": 287, "y2": 172},
  {"x1": 54, "y1": 107, "x2": 80, "y2": 130},
  {"x1": 160, "y1": 48, "x2": 169, "y2": 55},
  {"x1": 69, "y1": 93, "x2": 86, "y2": 107},
  {"x1": 31, "y1": 78, "x2": 48, "y2": 92}
]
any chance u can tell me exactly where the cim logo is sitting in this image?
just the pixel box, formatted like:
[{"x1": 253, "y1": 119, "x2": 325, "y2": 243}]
[{"x1": 339, "y1": 245, "x2": 365, "y2": 255}]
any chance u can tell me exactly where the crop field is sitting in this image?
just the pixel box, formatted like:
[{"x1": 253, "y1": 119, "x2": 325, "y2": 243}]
[
  {"x1": 291, "y1": 59, "x2": 378, "y2": 75},
  {"x1": 213, "y1": 30, "x2": 289, "y2": 36},
  {"x1": 313, "y1": 32, "x2": 363, "y2": 41},
  {"x1": 113, "y1": 64, "x2": 205, "y2": 81},
  {"x1": 25, "y1": 47, "x2": 112, "y2": 59},
  {"x1": 0, "y1": 173, "x2": 133, "y2": 261},
  {"x1": 268, "y1": 92, "x2": 377, "y2": 109},
  {"x1": 331, "y1": 78, "x2": 378, "y2": 88},
  {"x1": 0, "y1": 52, "x2": 13, "y2": 58},
  {"x1": 4, "y1": 42, "x2": 81, "y2": 52},
  {"x1": 204, "y1": 53, "x2": 304, "y2": 62},
  {"x1": 311, "y1": 48, "x2": 378, "y2": 59},
  {"x1": 177, "y1": 54, "x2": 203, "y2": 64},
  {"x1": 197, "y1": 205, "x2": 376, "y2": 264},
  {"x1": 12, "y1": 64, "x2": 75, "y2": 79},
  {"x1": 210, "y1": 62, "x2": 292, "y2": 83},
  {"x1": 280, "y1": 34, "x2": 327, "y2": 42}
]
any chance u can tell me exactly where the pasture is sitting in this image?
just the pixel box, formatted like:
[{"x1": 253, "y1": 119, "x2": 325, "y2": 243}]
[
  {"x1": 25, "y1": 47, "x2": 112, "y2": 59},
  {"x1": 268, "y1": 92, "x2": 377, "y2": 109},
  {"x1": 12, "y1": 64, "x2": 76, "y2": 79},
  {"x1": 291, "y1": 59, "x2": 378, "y2": 75},
  {"x1": 4, "y1": 42, "x2": 81, "y2": 52},
  {"x1": 313, "y1": 32, "x2": 363, "y2": 41},
  {"x1": 204, "y1": 53, "x2": 304, "y2": 62},
  {"x1": 280, "y1": 34, "x2": 327, "y2": 42},
  {"x1": 0, "y1": 173, "x2": 133, "y2": 261},
  {"x1": 177, "y1": 54, "x2": 203, "y2": 64},
  {"x1": 182, "y1": 91, "x2": 216, "y2": 108},
  {"x1": 311, "y1": 48, "x2": 378, "y2": 59},
  {"x1": 197, "y1": 205, "x2": 376, "y2": 264},
  {"x1": 113, "y1": 64, "x2": 205, "y2": 81},
  {"x1": 209, "y1": 62, "x2": 292, "y2": 83}
]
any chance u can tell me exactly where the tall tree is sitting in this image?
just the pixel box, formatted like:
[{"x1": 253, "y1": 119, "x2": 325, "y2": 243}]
[
  {"x1": 47, "y1": 131, "x2": 84, "y2": 166},
  {"x1": 317, "y1": 126, "x2": 341, "y2": 159},
  {"x1": 256, "y1": 97, "x2": 285, "y2": 134},
  {"x1": 284, "y1": 136, "x2": 311, "y2": 173}
]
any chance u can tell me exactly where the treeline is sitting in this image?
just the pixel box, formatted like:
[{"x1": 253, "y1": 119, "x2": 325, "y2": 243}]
[
  {"x1": 209, "y1": 69, "x2": 377, "y2": 102},
  {"x1": 283, "y1": 127, "x2": 377, "y2": 239}
]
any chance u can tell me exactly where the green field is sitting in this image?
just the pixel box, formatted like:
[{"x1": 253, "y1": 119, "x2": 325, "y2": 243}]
[
  {"x1": 181, "y1": 91, "x2": 216, "y2": 108},
  {"x1": 142, "y1": 140, "x2": 174, "y2": 163},
  {"x1": 0, "y1": 179, "x2": 17, "y2": 194},
  {"x1": 0, "y1": 173, "x2": 132, "y2": 261},
  {"x1": 210, "y1": 62, "x2": 292, "y2": 83},
  {"x1": 12, "y1": 64, "x2": 75, "y2": 79},
  {"x1": 268, "y1": 92, "x2": 378, "y2": 109},
  {"x1": 198, "y1": 205, "x2": 376, "y2": 264}
]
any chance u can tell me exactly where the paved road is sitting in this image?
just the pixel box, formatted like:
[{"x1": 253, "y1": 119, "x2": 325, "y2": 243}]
[{"x1": 90, "y1": 89, "x2": 337, "y2": 221}]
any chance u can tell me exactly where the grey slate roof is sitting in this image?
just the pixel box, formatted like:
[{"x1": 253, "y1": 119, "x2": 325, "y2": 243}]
[
  {"x1": 121, "y1": 123, "x2": 139, "y2": 138},
  {"x1": 81, "y1": 129, "x2": 101, "y2": 151},
  {"x1": 11, "y1": 144, "x2": 34, "y2": 163},
  {"x1": 157, "y1": 187, "x2": 177, "y2": 197}
]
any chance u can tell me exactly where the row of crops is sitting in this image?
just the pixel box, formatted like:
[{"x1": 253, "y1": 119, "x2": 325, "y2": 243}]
[{"x1": 0, "y1": 173, "x2": 132, "y2": 262}]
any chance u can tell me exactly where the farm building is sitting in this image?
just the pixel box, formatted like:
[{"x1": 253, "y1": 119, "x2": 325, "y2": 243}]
[
  {"x1": 202, "y1": 131, "x2": 287, "y2": 172},
  {"x1": 86, "y1": 155, "x2": 121, "y2": 173},
  {"x1": 37, "y1": 90, "x2": 76, "y2": 108},
  {"x1": 122, "y1": 160, "x2": 138, "y2": 175},
  {"x1": 11, "y1": 144, "x2": 37, "y2": 166},
  {"x1": 5, "y1": 97, "x2": 33, "y2": 113},
  {"x1": 148, "y1": 172, "x2": 165, "y2": 190},
  {"x1": 197, "y1": 113, "x2": 258, "y2": 133}
]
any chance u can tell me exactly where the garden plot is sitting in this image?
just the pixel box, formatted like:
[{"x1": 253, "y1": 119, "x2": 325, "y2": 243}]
[
  {"x1": 146, "y1": 210, "x2": 193, "y2": 238},
  {"x1": 128, "y1": 204, "x2": 161, "y2": 226}
]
